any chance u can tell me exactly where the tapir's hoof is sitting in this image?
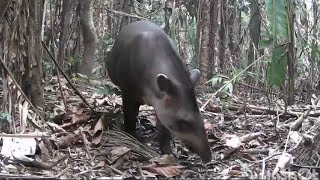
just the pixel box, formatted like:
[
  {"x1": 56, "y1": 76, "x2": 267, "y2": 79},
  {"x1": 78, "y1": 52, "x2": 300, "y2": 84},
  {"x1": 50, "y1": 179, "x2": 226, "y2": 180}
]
[
  {"x1": 159, "y1": 145, "x2": 173, "y2": 155},
  {"x1": 200, "y1": 153, "x2": 212, "y2": 164}
]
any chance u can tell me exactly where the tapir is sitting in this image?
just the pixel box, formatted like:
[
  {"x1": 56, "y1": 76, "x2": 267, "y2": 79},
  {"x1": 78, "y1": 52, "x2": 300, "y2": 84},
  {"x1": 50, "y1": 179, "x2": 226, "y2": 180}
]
[{"x1": 107, "y1": 20, "x2": 212, "y2": 163}]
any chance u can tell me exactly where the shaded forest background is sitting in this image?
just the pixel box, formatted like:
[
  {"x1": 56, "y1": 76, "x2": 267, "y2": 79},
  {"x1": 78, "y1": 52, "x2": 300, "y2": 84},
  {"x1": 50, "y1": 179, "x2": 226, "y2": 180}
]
[
  {"x1": 1, "y1": 0, "x2": 319, "y2": 116},
  {"x1": 1, "y1": 0, "x2": 320, "y2": 179}
]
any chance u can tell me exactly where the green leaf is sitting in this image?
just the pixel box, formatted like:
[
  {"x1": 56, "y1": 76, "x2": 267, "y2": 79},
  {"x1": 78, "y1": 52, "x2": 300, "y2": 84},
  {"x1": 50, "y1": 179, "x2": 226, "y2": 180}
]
[
  {"x1": 265, "y1": 0, "x2": 289, "y2": 40},
  {"x1": 95, "y1": 87, "x2": 112, "y2": 95},
  {"x1": 209, "y1": 76, "x2": 224, "y2": 87},
  {"x1": 223, "y1": 82, "x2": 234, "y2": 95},
  {"x1": 0, "y1": 112, "x2": 12, "y2": 123},
  {"x1": 311, "y1": 43, "x2": 319, "y2": 59},
  {"x1": 267, "y1": 45, "x2": 288, "y2": 87},
  {"x1": 259, "y1": 38, "x2": 273, "y2": 49}
]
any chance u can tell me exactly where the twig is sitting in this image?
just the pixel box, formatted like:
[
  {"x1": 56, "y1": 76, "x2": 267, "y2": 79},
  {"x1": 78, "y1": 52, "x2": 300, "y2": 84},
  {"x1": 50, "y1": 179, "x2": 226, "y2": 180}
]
[
  {"x1": 107, "y1": 165, "x2": 124, "y2": 175},
  {"x1": 290, "y1": 97, "x2": 320, "y2": 131},
  {"x1": 0, "y1": 173, "x2": 57, "y2": 179},
  {"x1": 0, "y1": 57, "x2": 48, "y2": 132},
  {"x1": 0, "y1": 133, "x2": 50, "y2": 138},
  {"x1": 42, "y1": 41, "x2": 95, "y2": 112},
  {"x1": 137, "y1": 162, "x2": 146, "y2": 180},
  {"x1": 0, "y1": 0, "x2": 11, "y2": 22},
  {"x1": 56, "y1": 69, "x2": 68, "y2": 112},
  {"x1": 79, "y1": 127, "x2": 93, "y2": 162},
  {"x1": 106, "y1": 9, "x2": 148, "y2": 20},
  {"x1": 55, "y1": 166, "x2": 71, "y2": 178}
]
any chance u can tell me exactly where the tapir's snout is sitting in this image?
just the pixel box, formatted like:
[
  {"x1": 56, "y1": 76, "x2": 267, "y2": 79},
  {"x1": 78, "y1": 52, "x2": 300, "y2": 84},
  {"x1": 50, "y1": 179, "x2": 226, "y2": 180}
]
[{"x1": 177, "y1": 128, "x2": 212, "y2": 163}]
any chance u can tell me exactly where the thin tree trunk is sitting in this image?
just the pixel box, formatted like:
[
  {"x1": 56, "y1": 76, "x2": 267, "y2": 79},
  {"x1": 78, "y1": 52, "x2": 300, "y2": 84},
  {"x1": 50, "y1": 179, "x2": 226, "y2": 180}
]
[
  {"x1": 247, "y1": 0, "x2": 261, "y2": 86},
  {"x1": 218, "y1": 0, "x2": 227, "y2": 73},
  {"x1": 79, "y1": 0, "x2": 97, "y2": 76},
  {"x1": 193, "y1": 0, "x2": 202, "y2": 67},
  {"x1": 57, "y1": 0, "x2": 72, "y2": 69},
  {"x1": 209, "y1": 0, "x2": 220, "y2": 75},
  {"x1": 28, "y1": 0, "x2": 45, "y2": 115},
  {"x1": 0, "y1": 0, "x2": 10, "y2": 18},
  {"x1": 310, "y1": 0, "x2": 318, "y2": 98},
  {"x1": 287, "y1": 0, "x2": 295, "y2": 105},
  {"x1": 198, "y1": 0, "x2": 210, "y2": 86}
]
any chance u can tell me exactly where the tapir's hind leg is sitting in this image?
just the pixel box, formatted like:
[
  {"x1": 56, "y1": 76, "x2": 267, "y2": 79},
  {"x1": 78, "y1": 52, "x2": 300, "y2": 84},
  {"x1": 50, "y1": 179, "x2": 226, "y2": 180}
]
[{"x1": 122, "y1": 94, "x2": 140, "y2": 137}]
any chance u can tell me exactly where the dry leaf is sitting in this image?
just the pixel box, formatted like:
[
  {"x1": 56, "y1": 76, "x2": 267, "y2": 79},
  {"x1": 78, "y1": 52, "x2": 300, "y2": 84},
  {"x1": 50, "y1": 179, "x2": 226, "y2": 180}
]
[
  {"x1": 47, "y1": 122, "x2": 66, "y2": 133},
  {"x1": 273, "y1": 153, "x2": 293, "y2": 175},
  {"x1": 143, "y1": 164, "x2": 184, "y2": 178},
  {"x1": 110, "y1": 146, "x2": 131, "y2": 162},
  {"x1": 204, "y1": 122, "x2": 215, "y2": 131},
  {"x1": 93, "y1": 160, "x2": 105, "y2": 169},
  {"x1": 149, "y1": 154, "x2": 177, "y2": 165},
  {"x1": 240, "y1": 132, "x2": 262, "y2": 143},
  {"x1": 141, "y1": 170, "x2": 157, "y2": 178},
  {"x1": 225, "y1": 136, "x2": 242, "y2": 149},
  {"x1": 71, "y1": 113, "x2": 89, "y2": 123},
  {"x1": 288, "y1": 131, "x2": 303, "y2": 144},
  {"x1": 96, "y1": 97, "x2": 110, "y2": 105},
  {"x1": 92, "y1": 118, "x2": 104, "y2": 145},
  {"x1": 221, "y1": 165, "x2": 241, "y2": 176}
]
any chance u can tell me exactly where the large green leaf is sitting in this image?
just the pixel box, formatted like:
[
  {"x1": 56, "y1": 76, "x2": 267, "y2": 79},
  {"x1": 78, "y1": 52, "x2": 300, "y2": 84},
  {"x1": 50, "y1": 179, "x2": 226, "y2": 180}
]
[
  {"x1": 265, "y1": 0, "x2": 289, "y2": 40},
  {"x1": 267, "y1": 45, "x2": 288, "y2": 87}
]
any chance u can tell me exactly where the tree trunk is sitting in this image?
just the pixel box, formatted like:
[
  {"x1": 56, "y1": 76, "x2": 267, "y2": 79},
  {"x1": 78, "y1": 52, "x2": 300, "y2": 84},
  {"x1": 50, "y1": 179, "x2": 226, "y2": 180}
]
[
  {"x1": 247, "y1": 0, "x2": 261, "y2": 86},
  {"x1": 0, "y1": 0, "x2": 10, "y2": 18},
  {"x1": 310, "y1": 0, "x2": 318, "y2": 98},
  {"x1": 218, "y1": 0, "x2": 227, "y2": 73},
  {"x1": 163, "y1": 0, "x2": 172, "y2": 35},
  {"x1": 79, "y1": 0, "x2": 97, "y2": 76},
  {"x1": 193, "y1": 0, "x2": 202, "y2": 67},
  {"x1": 198, "y1": 0, "x2": 210, "y2": 86},
  {"x1": 57, "y1": 0, "x2": 72, "y2": 69},
  {"x1": 287, "y1": 0, "x2": 295, "y2": 105},
  {"x1": 28, "y1": 0, "x2": 45, "y2": 114},
  {"x1": 208, "y1": 0, "x2": 220, "y2": 75}
]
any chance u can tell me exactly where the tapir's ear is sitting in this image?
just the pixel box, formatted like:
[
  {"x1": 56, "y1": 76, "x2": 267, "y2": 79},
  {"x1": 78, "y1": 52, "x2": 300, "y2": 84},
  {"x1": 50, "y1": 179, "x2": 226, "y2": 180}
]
[
  {"x1": 190, "y1": 69, "x2": 201, "y2": 85},
  {"x1": 157, "y1": 74, "x2": 173, "y2": 93}
]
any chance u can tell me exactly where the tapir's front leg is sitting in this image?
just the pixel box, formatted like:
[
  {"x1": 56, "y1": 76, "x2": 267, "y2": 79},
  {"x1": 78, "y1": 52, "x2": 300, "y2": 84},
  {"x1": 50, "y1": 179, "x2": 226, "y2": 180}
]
[
  {"x1": 122, "y1": 93, "x2": 140, "y2": 137},
  {"x1": 156, "y1": 119, "x2": 173, "y2": 155}
]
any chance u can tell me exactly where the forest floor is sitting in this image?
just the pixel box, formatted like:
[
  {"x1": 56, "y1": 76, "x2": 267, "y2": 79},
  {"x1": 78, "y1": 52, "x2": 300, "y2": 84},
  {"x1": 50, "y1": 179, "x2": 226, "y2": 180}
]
[{"x1": 1, "y1": 76, "x2": 320, "y2": 180}]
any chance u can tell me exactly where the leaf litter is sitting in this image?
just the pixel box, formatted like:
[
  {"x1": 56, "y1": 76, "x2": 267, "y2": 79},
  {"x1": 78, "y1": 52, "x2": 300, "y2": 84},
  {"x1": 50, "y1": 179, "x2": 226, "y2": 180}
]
[{"x1": 0, "y1": 76, "x2": 320, "y2": 179}]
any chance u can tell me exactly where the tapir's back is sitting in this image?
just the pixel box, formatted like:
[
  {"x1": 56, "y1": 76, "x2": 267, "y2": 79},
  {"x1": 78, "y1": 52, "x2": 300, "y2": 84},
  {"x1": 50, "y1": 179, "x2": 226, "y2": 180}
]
[{"x1": 107, "y1": 20, "x2": 181, "y2": 90}]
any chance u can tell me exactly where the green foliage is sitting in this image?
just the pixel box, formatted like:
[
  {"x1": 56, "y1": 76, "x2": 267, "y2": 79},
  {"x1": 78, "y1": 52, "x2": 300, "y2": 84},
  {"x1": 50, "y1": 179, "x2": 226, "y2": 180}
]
[
  {"x1": 258, "y1": 38, "x2": 273, "y2": 49},
  {"x1": 208, "y1": 74, "x2": 234, "y2": 96},
  {"x1": 265, "y1": 0, "x2": 289, "y2": 40},
  {"x1": 0, "y1": 112, "x2": 11, "y2": 123},
  {"x1": 95, "y1": 87, "x2": 113, "y2": 95},
  {"x1": 267, "y1": 45, "x2": 288, "y2": 87},
  {"x1": 264, "y1": 0, "x2": 289, "y2": 88}
]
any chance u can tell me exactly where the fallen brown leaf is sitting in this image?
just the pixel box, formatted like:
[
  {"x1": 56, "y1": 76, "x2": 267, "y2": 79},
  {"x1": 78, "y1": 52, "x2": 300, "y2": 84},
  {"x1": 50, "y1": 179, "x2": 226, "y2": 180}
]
[
  {"x1": 221, "y1": 165, "x2": 241, "y2": 176},
  {"x1": 149, "y1": 154, "x2": 177, "y2": 165},
  {"x1": 240, "y1": 132, "x2": 262, "y2": 143},
  {"x1": 92, "y1": 118, "x2": 104, "y2": 145},
  {"x1": 204, "y1": 122, "x2": 216, "y2": 131},
  {"x1": 93, "y1": 160, "x2": 105, "y2": 169},
  {"x1": 142, "y1": 164, "x2": 184, "y2": 178},
  {"x1": 71, "y1": 113, "x2": 90, "y2": 123},
  {"x1": 110, "y1": 146, "x2": 131, "y2": 163},
  {"x1": 47, "y1": 122, "x2": 66, "y2": 133}
]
